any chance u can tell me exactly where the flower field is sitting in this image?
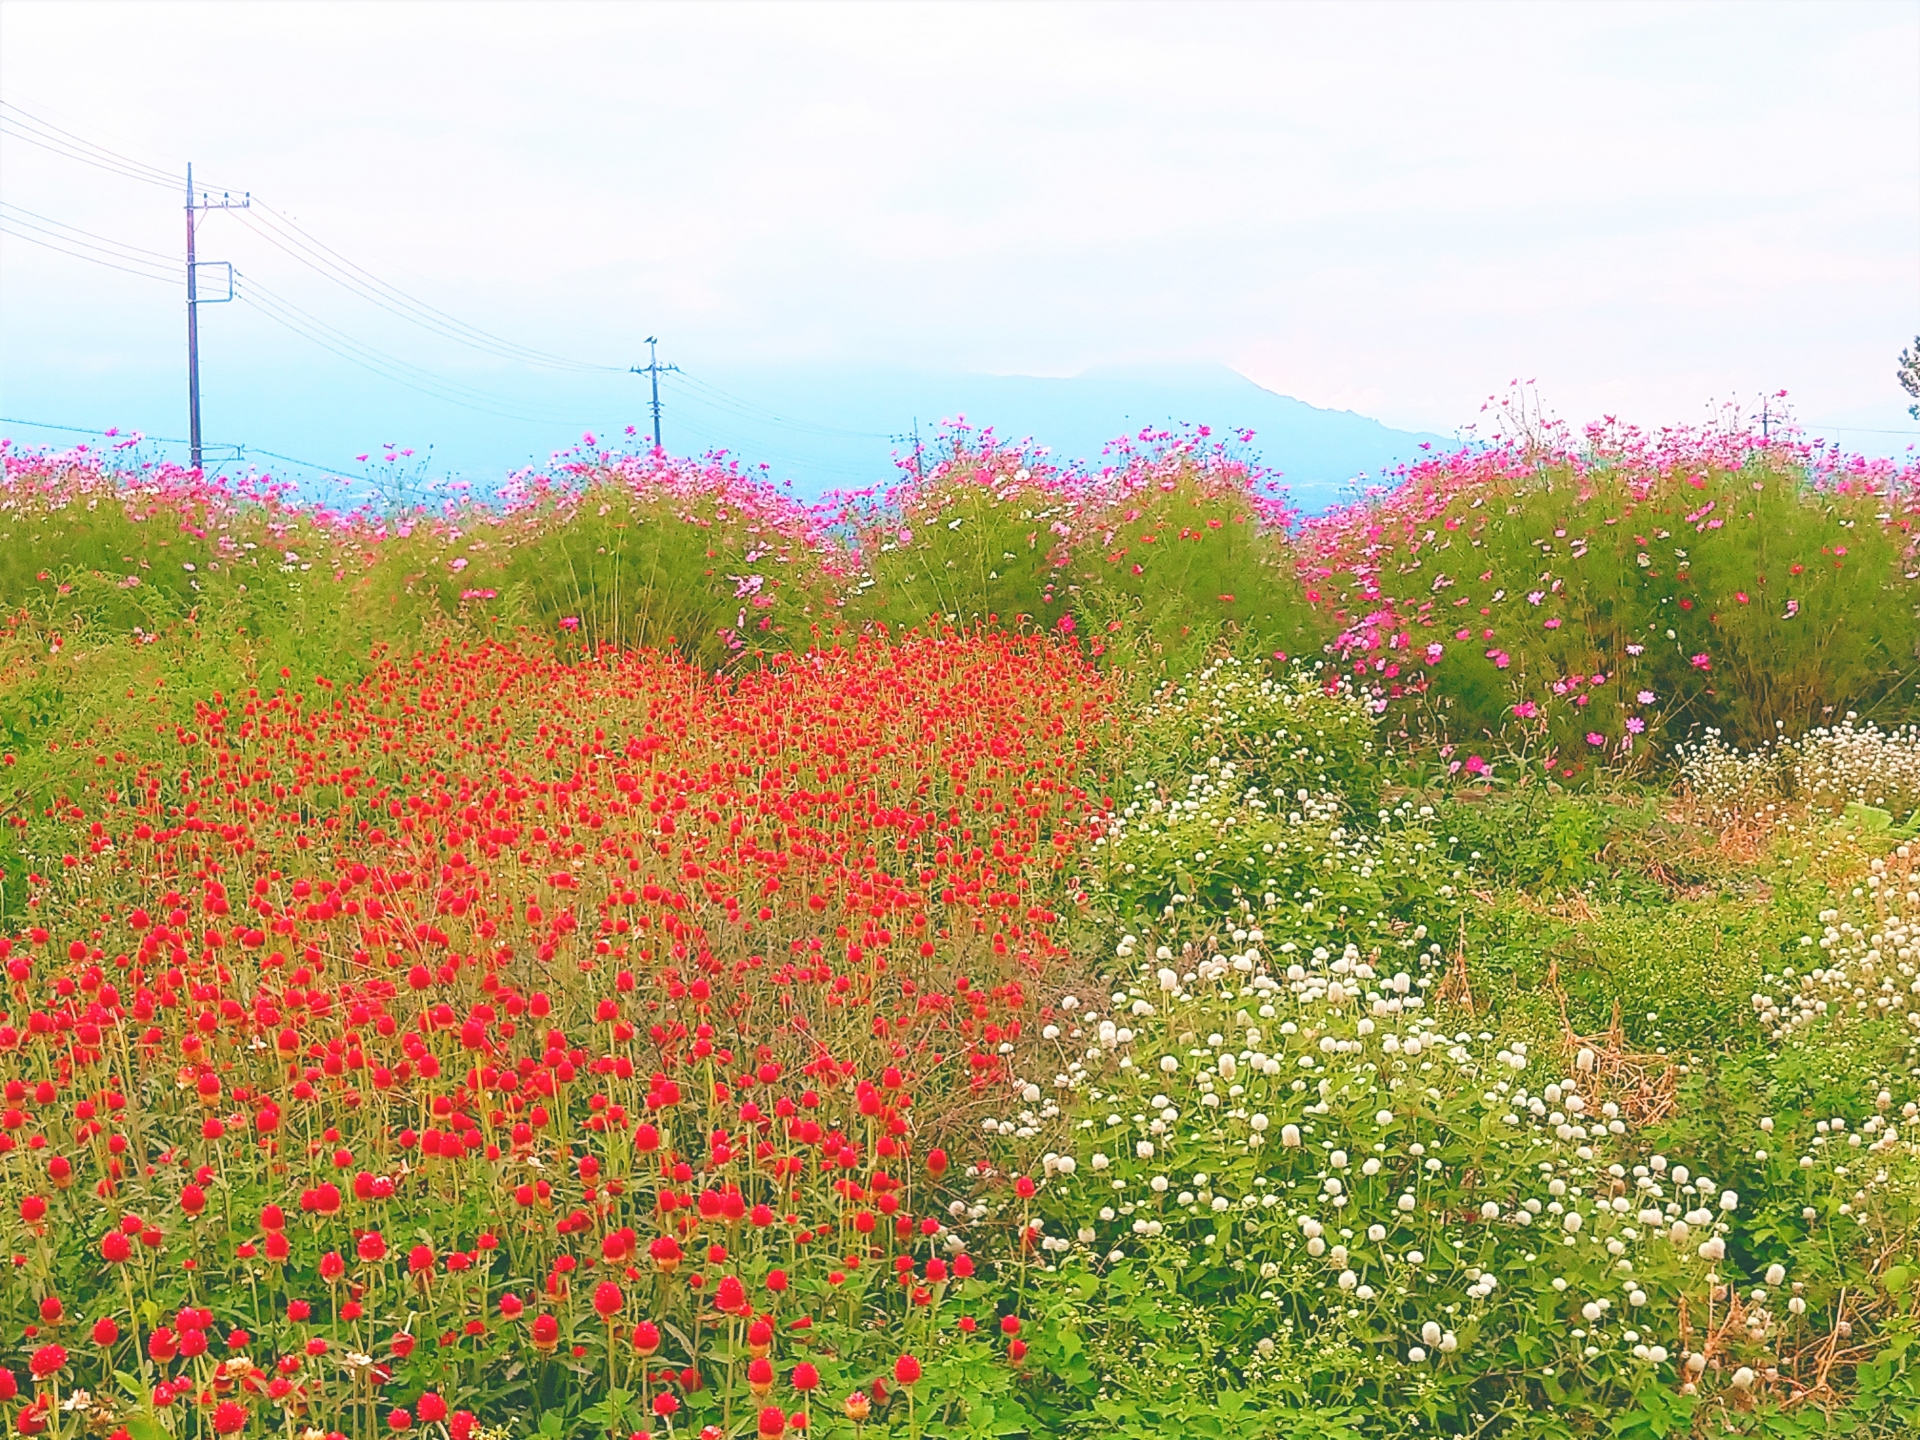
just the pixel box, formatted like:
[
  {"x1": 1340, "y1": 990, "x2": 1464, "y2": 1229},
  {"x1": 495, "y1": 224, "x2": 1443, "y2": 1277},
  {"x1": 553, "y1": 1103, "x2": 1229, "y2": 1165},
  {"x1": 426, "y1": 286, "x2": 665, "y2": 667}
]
[{"x1": 3, "y1": 416, "x2": 1920, "y2": 1438}]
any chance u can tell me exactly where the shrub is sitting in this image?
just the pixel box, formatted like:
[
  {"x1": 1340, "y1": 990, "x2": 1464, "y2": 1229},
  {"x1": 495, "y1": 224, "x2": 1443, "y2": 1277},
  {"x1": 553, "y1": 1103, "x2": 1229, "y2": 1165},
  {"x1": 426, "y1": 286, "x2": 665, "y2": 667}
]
[{"x1": 1296, "y1": 406, "x2": 1920, "y2": 777}]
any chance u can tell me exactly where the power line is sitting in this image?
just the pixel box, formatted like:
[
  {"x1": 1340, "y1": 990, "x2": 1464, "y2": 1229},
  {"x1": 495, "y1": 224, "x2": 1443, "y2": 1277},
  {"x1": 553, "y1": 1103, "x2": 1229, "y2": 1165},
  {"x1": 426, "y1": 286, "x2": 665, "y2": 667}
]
[
  {"x1": 0, "y1": 414, "x2": 352, "y2": 476},
  {"x1": 233, "y1": 202, "x2": 621, "y2": 373},
  {"x1": 0, "y1": 200, "x2": 177, "y2": 264},
  {"x1": 0, "y1": 100, "x2": 185, "y2": 182},
  {"x1": 0, "y1": 219, "x2": 180, "y2": 284},
  {"x1": 234, "y1": 274, "x2": 594, "y2": 426},
  {"x1": 0, "y1": 113, "x2": 181, "y2": 191},
  {"x1": 672, "y1": 369, "x2": 896, "y2": 439}
]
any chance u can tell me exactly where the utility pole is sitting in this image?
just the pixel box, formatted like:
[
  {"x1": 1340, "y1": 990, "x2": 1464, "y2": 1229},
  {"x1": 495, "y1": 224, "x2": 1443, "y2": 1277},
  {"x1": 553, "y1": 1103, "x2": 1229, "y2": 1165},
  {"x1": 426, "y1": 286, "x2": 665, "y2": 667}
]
[
  {"x1": 184, "y1": 162, "x2": 247, "y2": 472},
  {"x1": 912, "y1": 416, "x2": 924, "y2": 480},
  {"x1": 630, "y1": 338, "x2": 680, "y2": 452}
]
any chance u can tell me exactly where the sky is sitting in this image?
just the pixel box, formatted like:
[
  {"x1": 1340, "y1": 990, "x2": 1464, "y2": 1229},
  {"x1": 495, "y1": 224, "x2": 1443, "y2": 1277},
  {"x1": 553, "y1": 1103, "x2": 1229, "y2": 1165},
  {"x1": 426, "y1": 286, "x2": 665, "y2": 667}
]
[{"x1": 1, "y1": 0, "x2": 1916, "y2": 492}]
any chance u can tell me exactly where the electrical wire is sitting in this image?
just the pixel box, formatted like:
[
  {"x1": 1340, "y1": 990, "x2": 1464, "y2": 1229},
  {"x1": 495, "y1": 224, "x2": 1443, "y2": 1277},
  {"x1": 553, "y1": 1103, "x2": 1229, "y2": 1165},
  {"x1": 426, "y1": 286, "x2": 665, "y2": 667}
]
[
  {"x1": 234, "y1": 272, "x2": 601, "y2": 427},
  {"x1": 235, "y1": 269, "x2": 602, "y2": 424},
  {"x1": 672, "y1": 368, "x2": 898, "y2": 439},
  {"x1": 0, "y1": 200, "x2": 177, "y2": 264},
  {"x1": 0, "y1": 119, "x2": 180, "y2": 191},
  {"x1": 0, "y1": 100, "x2": 185, "y2": 182},
  {"x1": 233, "y1": 202, "x2": 622, "y2": 373},
  {"x1": 0, "y1": 219, "x2": 180, "y2": 284}
]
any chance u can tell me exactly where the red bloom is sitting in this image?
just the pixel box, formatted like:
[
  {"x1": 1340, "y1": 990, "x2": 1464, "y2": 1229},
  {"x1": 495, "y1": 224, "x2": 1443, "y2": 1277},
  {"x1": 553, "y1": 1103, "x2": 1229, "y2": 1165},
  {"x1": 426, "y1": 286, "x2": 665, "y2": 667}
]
[
  {"x1": 893, "y1": 1354, "x2": 921, "y2": 1386},
  {"x1": 529, "y1": 1314, "x2": 559, "y2": 1352},
  {"x1": 29, "y1": 1345, "x2": 66, "y2": 1379},
  {"x1": 791, "y1": 1362, "x2": 820, "y2": 1392},
  {"x1": 416, "y1": 1394, "x2": 447, "y2": 1424},
  {"x1": 91, "y1": 1317, "x2": 120, "y2": 1346},
  {"x1": 592, "y1": 1281, "x2": 622, "y2": 1319},
  {"x1": 757, "y1": 1406, "x2": 787, "y2": 1437},
  {"x1": 211, "y1": 1401, "x2": 248, "y2": 1435},
  {"x1": 388, "y1": 1409, "x2": 412, "y2": 1431}
]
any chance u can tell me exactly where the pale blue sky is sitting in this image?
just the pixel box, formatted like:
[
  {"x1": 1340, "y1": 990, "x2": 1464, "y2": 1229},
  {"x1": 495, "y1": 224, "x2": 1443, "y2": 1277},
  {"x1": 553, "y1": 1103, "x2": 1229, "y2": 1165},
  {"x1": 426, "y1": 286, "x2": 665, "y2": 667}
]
[{"x1": 1, "y1": 0, "x2": 1915, "y2": 488}]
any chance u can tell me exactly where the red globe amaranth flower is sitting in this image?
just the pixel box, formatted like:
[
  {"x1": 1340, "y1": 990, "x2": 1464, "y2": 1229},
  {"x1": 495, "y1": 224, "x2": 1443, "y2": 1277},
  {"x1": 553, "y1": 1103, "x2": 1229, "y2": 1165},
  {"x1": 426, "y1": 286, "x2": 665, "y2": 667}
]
[
  {"x1": 791, "y1": 1363, "x2": 819, "y2": 1392},
  {"x1": 591, "y1": 1281, "x2": 622, "y2": 1319},
  {"x1": 926, "y1": 1148, "x2": 948, "y2": 1176},
  {"x1": 358, "y1": 1231, "x2": 387, "y2": 1263},
  {"x1": 20, "y1": 1196, "x2": 48, "y2": 1224},
  {"x1": 652, "y1": 1394, "x2": 680, "y2": 1420},
  {"x1": 92, "y1": 1317, "x2": 120, "y2": 1346},
  {"x1": 29, "y1": 1345, "x2": 66, "y2": 1379},
  {"x1": 38, "y1": 1296, "x2": 63, "y2": 1325},
  {"x1": 100, "y1": 1232, "x2": 131, "y2": 1263},
  {"x1": 211, "y1": 1401, "x2": 248, "y2": 1435},
  {"x1": 387, "y1": 1409, "x2": 411, "y2": 1431},
  {"x1": 449, "y1": 1413, "x2": 476, "y2": 1440},
  {"x1": 416, "y1": 1394, "x2": 447, "y2": 1424},
  {"x1": 631, "y1": 1321, "x2": 661, "y2": 1356},
  {"x1": 747, "y1": 1358, "x2": 774, "y2": 1395},
  {"x1": 529, "y1": 1314, "x2": 560, "y2": 1352},
  {"x1": 757, "y1": 1407, "x2": 787, "y2": 1438},
  {"x1": 893, "y1": 1355, "x2": 921, "y2": 1386},
  {"x1": 390, "y1": 1333, "x2": 416, "y2": 1360},
  {"x1": 1008, "y1": 1339, "x2": 1028, "y2": 1363}
]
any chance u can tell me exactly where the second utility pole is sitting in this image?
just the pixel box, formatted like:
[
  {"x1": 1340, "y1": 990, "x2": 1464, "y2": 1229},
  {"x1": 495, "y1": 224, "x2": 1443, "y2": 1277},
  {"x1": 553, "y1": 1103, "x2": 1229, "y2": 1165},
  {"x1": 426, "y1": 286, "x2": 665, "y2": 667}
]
[{"x1": 631, "y1": 337, "x2": 680, "y2": 452}]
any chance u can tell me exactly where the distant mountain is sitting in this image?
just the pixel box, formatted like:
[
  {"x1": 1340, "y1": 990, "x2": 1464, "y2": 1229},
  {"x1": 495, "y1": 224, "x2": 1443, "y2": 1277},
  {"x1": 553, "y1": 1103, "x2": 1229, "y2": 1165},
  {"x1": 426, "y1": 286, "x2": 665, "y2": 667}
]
[{"x1": 666, "y1": 362, "x2": 1453, "y2": 512}]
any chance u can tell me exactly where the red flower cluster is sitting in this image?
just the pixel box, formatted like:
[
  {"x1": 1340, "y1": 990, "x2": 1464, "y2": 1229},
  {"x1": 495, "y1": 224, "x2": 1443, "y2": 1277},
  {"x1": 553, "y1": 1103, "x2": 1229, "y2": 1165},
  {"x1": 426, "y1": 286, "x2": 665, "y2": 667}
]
[{"x1": 0, "y1": 632, "x2": 1111, "y2": 1432}]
